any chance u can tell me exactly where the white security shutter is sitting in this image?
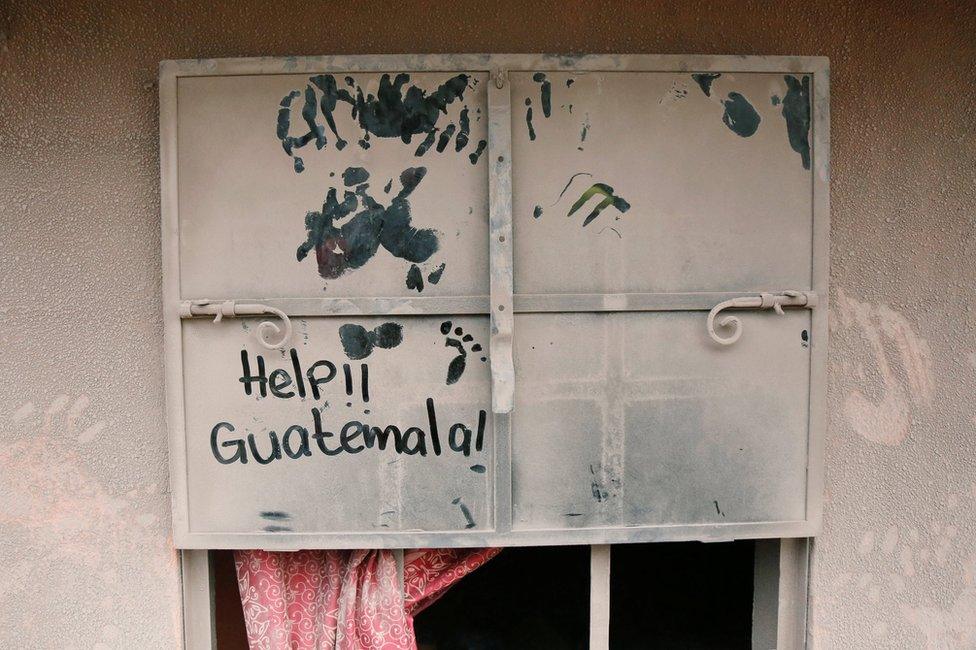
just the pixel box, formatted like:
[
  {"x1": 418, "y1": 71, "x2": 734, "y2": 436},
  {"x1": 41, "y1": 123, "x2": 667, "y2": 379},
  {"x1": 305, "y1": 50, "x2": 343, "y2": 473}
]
[{"x1": 161, "y1": 55, "x2": 828, "y2": 548}]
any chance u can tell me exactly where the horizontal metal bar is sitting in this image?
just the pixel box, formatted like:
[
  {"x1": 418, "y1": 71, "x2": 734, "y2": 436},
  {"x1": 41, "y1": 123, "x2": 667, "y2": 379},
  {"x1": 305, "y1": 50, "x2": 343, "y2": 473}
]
[
  {"x1": 179, "y1": 296, "x2": 491, "y2": 316},
  {"x1": 175, "y1": 518, "x2": 816, "y2": 551},
  {"x1": 177, "y1": 291, "x2": 818, "y2": 318},
  {"x1": 513, "y1": 291, "x2": 815, "y2": 313},
  {"x1": 161, "y1": 54, "x2": 828, "y2": 79}
]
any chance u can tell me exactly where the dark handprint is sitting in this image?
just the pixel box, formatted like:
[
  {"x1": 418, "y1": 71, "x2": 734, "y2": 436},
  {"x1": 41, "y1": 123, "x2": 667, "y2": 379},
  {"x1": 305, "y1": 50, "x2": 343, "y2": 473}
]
[
  {"x1": 277, "y1": 73, "x2": 487, "y2": 172},
  {"x1": 296, "y1": 166, "x2": 439, "y2": 280}
]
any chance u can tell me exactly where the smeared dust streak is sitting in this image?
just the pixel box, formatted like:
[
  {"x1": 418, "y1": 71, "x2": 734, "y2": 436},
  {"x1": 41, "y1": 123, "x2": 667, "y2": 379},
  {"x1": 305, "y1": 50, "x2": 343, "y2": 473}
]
[{"x1": 597, "y1": 315, "x2": 626, "y2": 522}]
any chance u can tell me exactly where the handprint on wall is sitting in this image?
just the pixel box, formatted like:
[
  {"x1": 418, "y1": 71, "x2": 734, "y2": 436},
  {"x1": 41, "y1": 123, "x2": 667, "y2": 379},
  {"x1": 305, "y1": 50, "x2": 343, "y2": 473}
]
[{"x1": 834, "y1": 289, "x2": 935, "y2": 446}]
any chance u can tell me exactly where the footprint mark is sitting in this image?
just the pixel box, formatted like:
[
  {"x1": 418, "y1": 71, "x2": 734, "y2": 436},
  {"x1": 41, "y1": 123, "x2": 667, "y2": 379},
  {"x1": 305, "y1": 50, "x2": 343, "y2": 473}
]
[{"x1": 440, "y1": 320, "x2": 486, "y2": 385}]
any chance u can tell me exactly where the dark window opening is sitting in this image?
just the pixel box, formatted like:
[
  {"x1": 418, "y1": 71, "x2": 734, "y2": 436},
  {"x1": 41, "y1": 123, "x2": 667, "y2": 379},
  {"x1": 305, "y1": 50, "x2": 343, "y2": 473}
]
[
  {"x1": 610, "y1": 541, "x2": 755, "y2": 649},
  {"x1": 212, "y1": 541, "x2": 755, "y2": 649},
  {"x1": 213, "y1": 550, "x2": 249, "y2": 650},
  {"x1": 415, "y1": 545, "x2": 591, "y2": 650}
]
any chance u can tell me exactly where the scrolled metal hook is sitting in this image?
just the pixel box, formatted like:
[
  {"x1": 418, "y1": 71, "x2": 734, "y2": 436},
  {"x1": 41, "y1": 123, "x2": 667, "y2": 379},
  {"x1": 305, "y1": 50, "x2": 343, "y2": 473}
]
[
  {"x1": 707, "y1": 300, "x2": 747, "y2": 346},
  {"x1": 706, "y1": 292, "x2": 816, "y2": 346},
  {"x1": 179, "y1": 300, "x2": 293, "y2": 350},
  {"x1": 253, "y1": 306, "x2": 292, "y2": 350}
]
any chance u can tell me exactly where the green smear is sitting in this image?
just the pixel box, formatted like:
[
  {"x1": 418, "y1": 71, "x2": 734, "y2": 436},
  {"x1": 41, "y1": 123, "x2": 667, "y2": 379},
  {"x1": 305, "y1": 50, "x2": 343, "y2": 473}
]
[{"x1": 568, "y1": 183, "x2": 631, "y2": 227}]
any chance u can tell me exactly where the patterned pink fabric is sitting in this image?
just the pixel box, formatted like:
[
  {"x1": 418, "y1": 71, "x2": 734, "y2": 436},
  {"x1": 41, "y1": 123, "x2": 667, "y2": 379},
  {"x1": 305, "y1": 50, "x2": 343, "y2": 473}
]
[
  {"x1": 235, "y1": 547, "x2": 500, "y2": 650},
  {"x1": 402, "y1": 548, "x2": 501, "y2": 616}
]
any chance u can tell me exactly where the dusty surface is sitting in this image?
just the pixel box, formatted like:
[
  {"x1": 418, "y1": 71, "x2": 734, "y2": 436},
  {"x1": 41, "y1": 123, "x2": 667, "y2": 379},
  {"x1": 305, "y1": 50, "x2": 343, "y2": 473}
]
[{"x1": 0, "y1": 1, "x2": 973, "y2": 647}]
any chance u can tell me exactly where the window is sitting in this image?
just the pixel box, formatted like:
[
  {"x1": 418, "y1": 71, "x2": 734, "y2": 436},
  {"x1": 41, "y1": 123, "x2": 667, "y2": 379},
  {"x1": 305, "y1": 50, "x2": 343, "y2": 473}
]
[
  {"x1": 162, "y1": 54, "x2": 828, "y2": 549},
  {"x1": 206, "y1": 541, "x2": 807, "y2": 649}
]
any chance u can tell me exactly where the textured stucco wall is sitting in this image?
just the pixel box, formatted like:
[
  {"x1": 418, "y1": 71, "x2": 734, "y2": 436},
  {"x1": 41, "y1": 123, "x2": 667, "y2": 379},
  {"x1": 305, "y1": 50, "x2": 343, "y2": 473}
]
[{"x1": 1, "y1": 1, "x2": 973, "y2": 648}]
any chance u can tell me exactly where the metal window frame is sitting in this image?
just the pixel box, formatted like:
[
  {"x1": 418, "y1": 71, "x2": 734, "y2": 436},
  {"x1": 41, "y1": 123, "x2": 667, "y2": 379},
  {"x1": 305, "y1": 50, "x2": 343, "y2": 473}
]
[
  {"x1": 183, "y1": 541, "x2": 810, "y2": 649},
  {"x1": 161, "y1": 54, "x2": 829, "y2": 551}
]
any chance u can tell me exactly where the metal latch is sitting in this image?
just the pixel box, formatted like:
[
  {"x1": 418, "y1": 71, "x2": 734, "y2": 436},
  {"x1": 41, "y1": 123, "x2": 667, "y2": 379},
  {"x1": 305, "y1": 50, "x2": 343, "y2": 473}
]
[
  {"x1": 707, "y1": 291, "x2": 817, "y2": 346},
  {"x1": 179, "y1": 300, "x2": 292, "y2": 350}
]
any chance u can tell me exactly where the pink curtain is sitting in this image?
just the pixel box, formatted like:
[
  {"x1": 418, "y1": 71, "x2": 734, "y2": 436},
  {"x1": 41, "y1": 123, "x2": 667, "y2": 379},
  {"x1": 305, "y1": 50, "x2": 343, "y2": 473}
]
[{"x1": 234, "y1": 547, "x2": 500, "y2": 649}]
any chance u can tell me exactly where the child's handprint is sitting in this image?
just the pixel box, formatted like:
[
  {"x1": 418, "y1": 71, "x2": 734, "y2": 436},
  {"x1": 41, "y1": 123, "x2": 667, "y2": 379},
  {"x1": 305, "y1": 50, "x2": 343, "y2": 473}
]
[{"x1": 440, "y1": 321, "x2": 486, "y2": 385}]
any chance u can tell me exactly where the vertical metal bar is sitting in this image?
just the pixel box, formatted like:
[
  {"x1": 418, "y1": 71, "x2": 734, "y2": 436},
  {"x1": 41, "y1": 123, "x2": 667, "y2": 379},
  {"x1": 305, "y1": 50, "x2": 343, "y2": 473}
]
[
  {"x1": 777, "y1": 538, "x2": 810, "y2": 649},
  {"x1": 487, "y1": 68, "x2": 515, "y2": 414},
  {"x1": 751, "y1": 540, "x2": 781, "y2": 650},
  {"x1": 491, "y1": 412, "x2": 512, "y2": 534},
  {"x1": 806, "y1": 60, "x2": 830, "y2": 535},
  {"x1": 181, "y1": 550, "x2": 216, "y2": 650},
  {"x1": 752, "y1": 538, "x2": 811, "y2": 649},
  {"x1": 159, "y1": 62, "x2": 191, "y2": 546},
  {"x1": 589, "y1": 545, "x2": 611, "y2": 650},
  {"x1": 487, "y1": 69, "x2": 514, "y2": 533}
]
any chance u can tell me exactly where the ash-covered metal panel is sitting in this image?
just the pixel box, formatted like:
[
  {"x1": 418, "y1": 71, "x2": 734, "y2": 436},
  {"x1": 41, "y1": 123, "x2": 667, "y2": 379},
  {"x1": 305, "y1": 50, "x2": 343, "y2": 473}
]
[
  {"x1": 508, "y1": 69, "x2": 818, "y2": 537},
  {"x1": 182, "y1": 316, "x2": 492, "y2": 535},
  {"x1": 161, "y1": 55, "x2": 827, "y2": 548},
  {"x1": 511, "y1": 311, "x2": 810, "y2": 530},
  {"x1": 177, "y1": 72, "x2": 490, "y2": 299},
  {"x1": 511, "y1": 71, "x2": 813, "y2": 294}
]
